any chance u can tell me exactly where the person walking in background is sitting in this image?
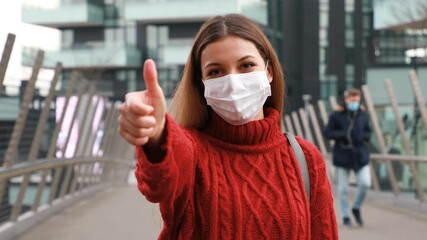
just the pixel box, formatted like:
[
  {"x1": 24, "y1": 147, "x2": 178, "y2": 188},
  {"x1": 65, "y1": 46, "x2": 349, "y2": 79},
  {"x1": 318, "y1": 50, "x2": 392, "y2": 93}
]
[
  {"x1": 324, "y1": 88, "x2": 372, "y2": 228},
  {"x1": 118, "y1": 14, "x2": 338, "y2": 239}
]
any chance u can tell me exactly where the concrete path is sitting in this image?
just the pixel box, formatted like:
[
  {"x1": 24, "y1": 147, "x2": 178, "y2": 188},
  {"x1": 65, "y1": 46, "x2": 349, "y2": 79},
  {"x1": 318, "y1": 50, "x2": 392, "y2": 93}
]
[
  {"x1": 338, "y1": 197, "x2": 427, "y2": 240},
  {"x1": 16, "y1": 184, "x2": 427, "y2": 240},
  {"x1": 16, "y1": 185, "x2": 162, "y2": 240}
]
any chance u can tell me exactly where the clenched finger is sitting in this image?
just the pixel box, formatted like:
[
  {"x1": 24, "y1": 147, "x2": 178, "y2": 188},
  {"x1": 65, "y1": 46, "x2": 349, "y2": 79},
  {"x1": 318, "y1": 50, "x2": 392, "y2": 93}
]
[
  {"x1": 118, "y1": 127, "x2": 150, "y2": 146},
  {"x1": 121, "y1": 113, "x2": 157, "y2": 129},
  {"x1": 118, "y1": 116, "x2": 155, "y2": 138}
]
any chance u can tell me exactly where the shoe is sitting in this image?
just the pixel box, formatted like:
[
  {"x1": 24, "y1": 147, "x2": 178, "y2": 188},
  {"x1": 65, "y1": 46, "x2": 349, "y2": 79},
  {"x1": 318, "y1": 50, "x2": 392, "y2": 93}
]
[
  {"x1": 352, "y1": 208, "x2": 363, "y2": 226},
  {"x1": 343, "y1": 217, "x2": 352, "y2": 227}
]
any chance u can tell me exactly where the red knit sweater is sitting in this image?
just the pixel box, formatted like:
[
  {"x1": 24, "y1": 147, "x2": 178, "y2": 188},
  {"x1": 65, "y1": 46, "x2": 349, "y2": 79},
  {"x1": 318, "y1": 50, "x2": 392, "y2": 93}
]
[{"x1": 135, "y1": 108, "x2": 338, "y2": 239}]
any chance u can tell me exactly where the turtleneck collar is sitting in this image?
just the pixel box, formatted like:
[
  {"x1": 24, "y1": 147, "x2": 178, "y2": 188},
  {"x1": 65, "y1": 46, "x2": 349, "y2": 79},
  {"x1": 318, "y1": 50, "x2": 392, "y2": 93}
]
[{"x1": 203, "y1": 108, "x2": 282, "y2": 145}]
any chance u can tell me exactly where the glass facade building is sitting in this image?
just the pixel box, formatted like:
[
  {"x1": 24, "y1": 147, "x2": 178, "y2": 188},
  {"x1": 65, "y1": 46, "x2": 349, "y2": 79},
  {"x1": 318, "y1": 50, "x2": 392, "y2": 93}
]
[
  {"x1": 280, "y1": 0, "x2": 373, "y2": 110},
  {"x1": 319, "y1": 0, "x2": 373, "y2": 103},
  {"x1": 22, "y1": 0, "x2": 281, "y2": 102}
]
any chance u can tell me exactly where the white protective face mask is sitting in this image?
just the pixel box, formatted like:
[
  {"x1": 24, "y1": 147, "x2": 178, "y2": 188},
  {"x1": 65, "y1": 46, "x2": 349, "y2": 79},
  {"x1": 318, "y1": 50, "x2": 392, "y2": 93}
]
[{"x1": 202, "y1": 63, "x2": 271, "y2": 125}]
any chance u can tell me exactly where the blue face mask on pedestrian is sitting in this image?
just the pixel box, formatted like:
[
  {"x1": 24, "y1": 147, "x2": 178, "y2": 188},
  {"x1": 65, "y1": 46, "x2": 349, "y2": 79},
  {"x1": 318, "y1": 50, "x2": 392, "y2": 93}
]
[{"x1": 347, "y1": 101, "x2": 359, "y2": 111}]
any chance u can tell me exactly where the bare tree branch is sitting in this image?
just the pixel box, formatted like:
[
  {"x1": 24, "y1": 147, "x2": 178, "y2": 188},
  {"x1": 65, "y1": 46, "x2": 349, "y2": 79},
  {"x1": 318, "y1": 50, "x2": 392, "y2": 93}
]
[{"x1": 389, "y1": 0, "x2": 427, "y2": 30}]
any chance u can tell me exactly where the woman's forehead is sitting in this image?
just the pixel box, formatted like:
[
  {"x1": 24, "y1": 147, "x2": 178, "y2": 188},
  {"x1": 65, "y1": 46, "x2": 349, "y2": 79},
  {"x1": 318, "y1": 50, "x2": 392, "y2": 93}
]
[{"x1": 200, "y1": 36, "x2": 262, "y2": 65}]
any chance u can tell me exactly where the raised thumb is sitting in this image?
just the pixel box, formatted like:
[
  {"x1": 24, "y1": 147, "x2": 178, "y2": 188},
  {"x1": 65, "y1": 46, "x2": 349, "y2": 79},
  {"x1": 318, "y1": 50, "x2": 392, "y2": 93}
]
[{"x1": 143, "y1": 59, "x2": 161, "y2": 96}]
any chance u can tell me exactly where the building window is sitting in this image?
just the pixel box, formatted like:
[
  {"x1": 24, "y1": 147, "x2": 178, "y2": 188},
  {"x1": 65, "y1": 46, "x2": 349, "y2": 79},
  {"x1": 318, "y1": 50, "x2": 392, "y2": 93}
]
[
  {"x1": 61, "y1": 30, "x2": 73, "y2": 49},
  {"x1": 320, "y1": 12, "x2": 329, "y2": 28},
  {"x1": 346, "y1": 30, "x2": 355, "y2": 47},
  {"x1": 320, "y1": 29, "x2": 328, "y2": 47},
  {"x1": 345, "y1": 64, "x2": 354, "y2": 84},
  {"x1": 345, "y1": 0, "x2": 355, "y2": 12},
  {"x1": 345, "y1": 48, "x2": 354, "y2": 63},
  {"x1": 320, "y1": 75, "x2": 338, "y2": 100},
  {"x1": 345, "y1": 13, "x2": 354, "y2": 28}
]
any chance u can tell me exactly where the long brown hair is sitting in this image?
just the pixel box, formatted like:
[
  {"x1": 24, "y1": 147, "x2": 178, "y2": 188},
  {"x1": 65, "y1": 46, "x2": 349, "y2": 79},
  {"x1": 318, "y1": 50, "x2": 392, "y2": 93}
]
[{"x1": 168, "y1": 14, "x2": 285, "y2": 129}]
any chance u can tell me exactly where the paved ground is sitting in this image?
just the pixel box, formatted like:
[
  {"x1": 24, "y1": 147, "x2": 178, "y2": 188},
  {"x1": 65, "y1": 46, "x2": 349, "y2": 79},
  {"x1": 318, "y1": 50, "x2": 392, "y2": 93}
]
[
  {"x1": 337, "y1": 196, "x2": 427, "y2": 240},
  {"x1": 16, "y1": 185, "x2": 162, "y2": 240},
  {"x1": 16, "y1": 184, "x2": 427, "y2": 240}
]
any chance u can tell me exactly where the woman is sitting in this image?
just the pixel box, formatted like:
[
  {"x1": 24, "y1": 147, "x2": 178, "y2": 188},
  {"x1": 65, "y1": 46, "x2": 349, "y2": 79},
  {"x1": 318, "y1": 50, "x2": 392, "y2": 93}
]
[{"x1": 119, "y1": 14, "x2": 338, "y2": 239}]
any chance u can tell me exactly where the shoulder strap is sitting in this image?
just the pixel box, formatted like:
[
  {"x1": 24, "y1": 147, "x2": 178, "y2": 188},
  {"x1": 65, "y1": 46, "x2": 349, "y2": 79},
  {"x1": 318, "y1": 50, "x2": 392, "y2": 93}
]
[{"x1": 285, "y1": 132, "x2": 310, "y2": 201}]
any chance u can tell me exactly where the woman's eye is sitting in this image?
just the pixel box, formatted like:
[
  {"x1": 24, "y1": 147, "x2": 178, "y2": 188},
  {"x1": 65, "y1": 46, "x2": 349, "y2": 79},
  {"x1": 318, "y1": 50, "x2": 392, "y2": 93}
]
[
  {"x1": 207, "y1": 69, "x2": 221, "y2": 77},
  {"x1": 241, "y1": 62, "x2": 255, "y2": 69}
]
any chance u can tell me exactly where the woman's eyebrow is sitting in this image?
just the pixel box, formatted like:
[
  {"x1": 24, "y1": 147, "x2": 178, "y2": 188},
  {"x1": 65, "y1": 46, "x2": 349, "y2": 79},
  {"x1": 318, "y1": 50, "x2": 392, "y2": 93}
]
[
  {"x1": 237, "y1": 55, "x2": 256, "y2": 62},
  {"x1": 203, "y1": 62, "x2": 221, "y2": 69},
  {"x1": 204, "y1": 55, "x2": 257, "y2": 69}
]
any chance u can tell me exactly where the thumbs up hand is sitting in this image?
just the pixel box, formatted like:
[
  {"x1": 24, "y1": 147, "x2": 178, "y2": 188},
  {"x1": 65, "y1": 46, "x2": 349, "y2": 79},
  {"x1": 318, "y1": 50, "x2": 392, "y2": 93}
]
[{"x1": 118, "y1": 59, "x2": 166, "y2": 147}]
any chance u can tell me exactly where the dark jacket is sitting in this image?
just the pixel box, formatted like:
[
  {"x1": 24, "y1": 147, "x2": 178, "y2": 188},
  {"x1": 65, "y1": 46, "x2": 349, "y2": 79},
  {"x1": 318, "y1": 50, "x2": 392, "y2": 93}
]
[{"x1": 324, "y1": 107, "x2": 372, "y2": 171}]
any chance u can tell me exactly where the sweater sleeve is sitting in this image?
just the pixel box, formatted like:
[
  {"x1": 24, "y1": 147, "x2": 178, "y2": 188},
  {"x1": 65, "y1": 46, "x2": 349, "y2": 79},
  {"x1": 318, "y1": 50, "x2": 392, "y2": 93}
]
[
  {"x1": 134, "y1": 114, "x2": 196, "y2": 205},
  {"x1": 297, "y1": 137, "x2": 338, "y2": 240}
]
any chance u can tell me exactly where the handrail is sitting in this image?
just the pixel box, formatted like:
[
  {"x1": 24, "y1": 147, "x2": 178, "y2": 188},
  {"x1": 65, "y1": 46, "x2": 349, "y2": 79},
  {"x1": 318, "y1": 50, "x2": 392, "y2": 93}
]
[
  {"x1": 0, "y1": 157, "x2": 134, "y2": 180},
  {"x1": 370, "y1": 154, "x2": 427, "y2": 163}
]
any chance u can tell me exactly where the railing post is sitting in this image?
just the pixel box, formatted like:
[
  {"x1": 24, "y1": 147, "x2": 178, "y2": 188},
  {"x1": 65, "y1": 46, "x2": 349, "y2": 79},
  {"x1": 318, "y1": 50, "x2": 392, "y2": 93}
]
[
  {"x1": 77, "y1": 96, "x2": 105, "y2": 190},
  {"x1": 362, "y1": 84, "x2": 397, "y2": 194},
  {"x1": 404, "y1": 70, "x2": 427, "y2": 202},
  {"x1": 298, "y1": 108, "x2": 314, "y2": 143},
  {"x1": 0, "y1": 33, "x2": 15, "y2": 95},
  {"x1": 58, "y1": 80, "x2": 89, "y2": 198},
  {"x1": 0, "y1": 51, "x2": 44, "y2": 222},
  {"x1": 329, "y1": 95, "x2": 338, "y2": 110},
  {"x1": 284, "y1": 115, "x2": 295, "y2": 135},
  {"x1": 47, "y1": 72, "x2": 78, "y2": 204},
  {"x1": 28, "y1": 63, "x2": 62, "y2": 162},
  {"x1": 31, "y1": 64, "x2": 64, "y2": 210},
  {"x1": 317, "y1": 100, "x2": 329, "y2": 126},
  {"x1": 74, "y1": 86, "x2": 96, "y2": 157},
  {"x1": 291, "y1": 111, "x2": 304, "y2": 137},
  {"x1": 71, "y1": 116, "x2": 94, "y2": 191},
  {"x1": 97, "y1": 102, "x2": 115, "y2": 157},
  {"x1": 82, "y1": 96, "x2": 104, "y2": 157},
  {"x1": 317, "y1": 99, "x2": 334, "y2": 150},
  {"x1": 408, "y1": 70, "x2": 427, "y2": 136},
  {"x1": 60, "y1": 80, "x2": 89, "y2": 159},
  {"x1": 0, "y1": 33, "x2": 16, "y2": 223},
  {"x1": 308, "y1": 104, "x2": 327, "y2": 156},
  {"x1": 98, "y1": 103, "x2": 116, "y2": 183},
  {"x1": 3, "y1": 50, "x2": 44, "y2": 167},
  {"x1": 11, "y1": 63, "x2": 62, "y2": 218},
  {"x1": 104, "y1": 109, "x2": 121, "y2": 181},
  {"x1": 69, "y1": 86, "x2": 98, "y2": 195}
]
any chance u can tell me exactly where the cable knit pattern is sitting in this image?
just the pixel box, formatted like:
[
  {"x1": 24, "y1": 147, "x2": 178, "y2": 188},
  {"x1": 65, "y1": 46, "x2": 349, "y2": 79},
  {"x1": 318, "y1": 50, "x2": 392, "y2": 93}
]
[{"x1": 135, "y1": 108, "x2": 338, "y2": 239}]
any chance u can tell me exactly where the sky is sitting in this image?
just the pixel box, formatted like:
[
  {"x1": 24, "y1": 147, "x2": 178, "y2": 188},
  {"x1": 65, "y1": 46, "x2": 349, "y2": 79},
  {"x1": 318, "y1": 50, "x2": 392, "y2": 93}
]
[
  {"x1": 0, "y1": 1, "x2": 59, "y2": 94},
  {"x1": 374, "y1": 0, "x2": 427, "y2": 29}
]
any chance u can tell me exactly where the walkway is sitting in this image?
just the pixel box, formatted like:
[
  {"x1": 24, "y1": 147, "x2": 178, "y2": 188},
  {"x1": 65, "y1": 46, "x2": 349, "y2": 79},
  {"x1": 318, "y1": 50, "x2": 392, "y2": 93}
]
[
  {"x1": 16, "y1": 185, "x2": 162, "y2": 240},
  {"x1": 15, "y1": 184, "x2": 427, "y2": 240}
]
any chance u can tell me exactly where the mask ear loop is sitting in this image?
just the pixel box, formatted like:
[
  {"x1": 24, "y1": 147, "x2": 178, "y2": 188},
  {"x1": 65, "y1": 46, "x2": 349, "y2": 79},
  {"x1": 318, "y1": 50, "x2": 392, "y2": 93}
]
[{"x1": 265, "y1": 60, "x2": 273, "y2": 84}]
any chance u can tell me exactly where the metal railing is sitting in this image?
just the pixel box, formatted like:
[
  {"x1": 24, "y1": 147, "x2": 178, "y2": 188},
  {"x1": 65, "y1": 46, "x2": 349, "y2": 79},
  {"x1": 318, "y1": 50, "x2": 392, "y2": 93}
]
[
  {"x1": 284, "y1": 68, "x2": 427, "y2": 204},
  {"x1": 0, "y1": 33, "x2": 134, "y2": 239}
]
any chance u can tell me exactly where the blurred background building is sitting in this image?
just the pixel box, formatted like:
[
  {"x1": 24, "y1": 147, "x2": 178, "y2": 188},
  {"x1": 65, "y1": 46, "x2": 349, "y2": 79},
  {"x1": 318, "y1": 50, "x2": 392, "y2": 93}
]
[
  {"x1": 21, "y1": 0, "x2": 282, "y2": 103},
  {"x1": 17, "y1": 0, "x2": 427, "y2": 111}
]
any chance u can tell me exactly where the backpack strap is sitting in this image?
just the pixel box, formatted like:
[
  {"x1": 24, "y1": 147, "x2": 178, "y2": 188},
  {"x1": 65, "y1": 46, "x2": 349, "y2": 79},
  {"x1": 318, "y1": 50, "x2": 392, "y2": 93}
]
[{"x1": 285, "y1": 132, "x2": 310, "y2": 202}]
